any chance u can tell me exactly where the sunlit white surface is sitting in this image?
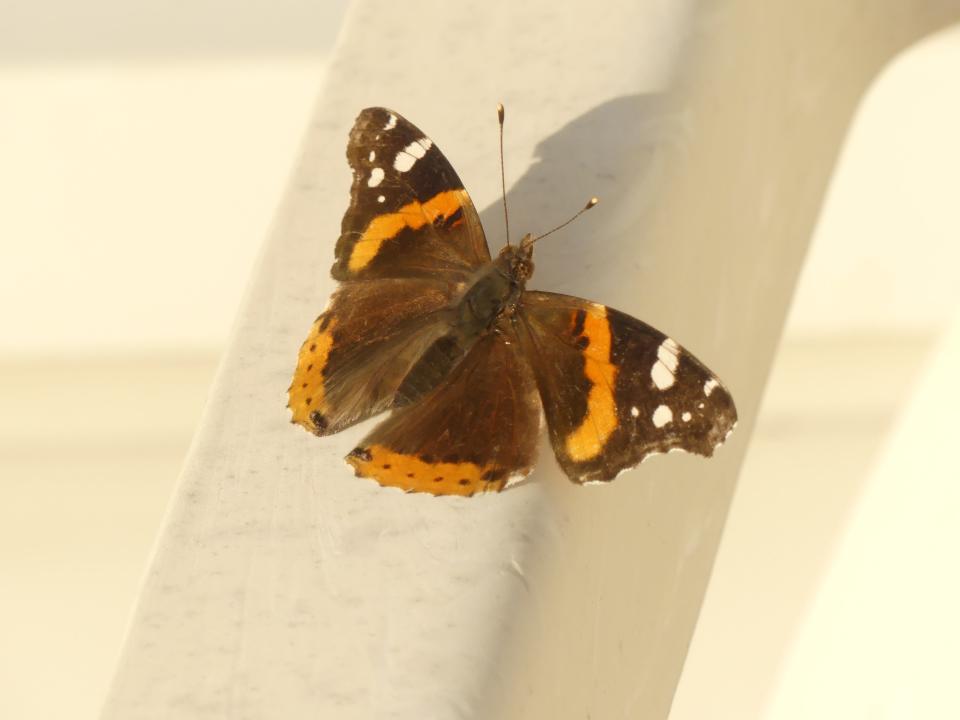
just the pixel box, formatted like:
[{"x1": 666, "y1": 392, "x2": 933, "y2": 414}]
[
  {"x1": 671, "y1": 25, "x2": 960, "y2": 720},
  {"x1": 786, "y1": 27, "x2": 960, "y2": 337},
  {"x1": 765, "y1": 313, "x2": 960, "y2": 717}
]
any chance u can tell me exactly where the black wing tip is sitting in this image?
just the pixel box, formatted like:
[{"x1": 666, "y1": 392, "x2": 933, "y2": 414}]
[{"x1": 354, "y1": 107, "x2": 407, "y2": 130}]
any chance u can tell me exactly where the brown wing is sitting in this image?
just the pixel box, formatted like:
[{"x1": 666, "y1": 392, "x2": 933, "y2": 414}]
[
  {"x1": 332, "y1": 107, "x2": 490, "y2": 282},
  {"x1": 516, "y1": 291, "x2": 737, "y2": 483},
  {"x1": 345, "y1": 328, "x2": 542, "y2": 497},
  {"x1": 288, "y1": 278, "x2": 457, "y2": 436}
]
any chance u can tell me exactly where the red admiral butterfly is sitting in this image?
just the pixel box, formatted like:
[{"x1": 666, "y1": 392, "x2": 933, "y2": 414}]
[{"x1": 289, "y1": 106, "x2": 737, "y2": 496}]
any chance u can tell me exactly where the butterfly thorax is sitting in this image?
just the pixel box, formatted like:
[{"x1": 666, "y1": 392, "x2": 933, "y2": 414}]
[{"x1": 455, "y1": 244, "x2": 534, "y2": 333}]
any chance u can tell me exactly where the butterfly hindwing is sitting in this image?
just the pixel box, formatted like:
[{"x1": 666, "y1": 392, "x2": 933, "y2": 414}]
[
  {"x1": 332, "y1": 107, "x2": 490, "y2": 282},
  {"x1": 288, "y1": 278, "x2": 458, "y2": 436},
  {"x1": 517, "y1": 291, "x2": 737, "y2": 483},
  {"x1": 346, "y1": 329, "x2": 542, "y2": 497}
]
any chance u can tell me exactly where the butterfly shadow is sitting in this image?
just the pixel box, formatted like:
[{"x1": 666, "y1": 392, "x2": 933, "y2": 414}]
[{"x1": 477, "y1": 92, "x2": 680, "y2": 302}]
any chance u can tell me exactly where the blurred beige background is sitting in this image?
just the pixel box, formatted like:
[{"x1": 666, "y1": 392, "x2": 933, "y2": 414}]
[
  {"x1": 671, "y1": 24, "x2": 960, "y2": 720},
  {"x1": 2, "y1": 4, "x2": 959, "y2": 719},
  {"x1": 0, "y1": 2, "x2": 349, "y2": 718}
]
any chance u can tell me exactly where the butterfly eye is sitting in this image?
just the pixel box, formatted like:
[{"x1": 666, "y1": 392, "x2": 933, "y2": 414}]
[{"x1": 513, "y1": 258, "x2": 534, "y2": 282}]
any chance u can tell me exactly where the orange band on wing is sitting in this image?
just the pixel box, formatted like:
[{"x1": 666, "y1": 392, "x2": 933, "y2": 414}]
[
  {"x1": 288, "y1": 315, "x2": 337, "y2": 431},
  {"x1": 347, "y1": 190, "x2": 463, "y2": 271},
  {"x1": 347, "y1": 444, "x2": 507, "y2": 496},
  {"x1": 564, "y1": 307, "x2": 619, "y2": 462}
]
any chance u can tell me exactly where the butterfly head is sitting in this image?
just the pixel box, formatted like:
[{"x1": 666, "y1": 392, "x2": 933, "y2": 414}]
[{"x1": 499, "y1": 240, "x2": 535, "y2": 283}]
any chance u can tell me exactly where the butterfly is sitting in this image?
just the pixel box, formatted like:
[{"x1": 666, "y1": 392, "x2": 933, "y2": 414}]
[{"x1": 288, "y1": 106, "x2": 737, "y2": 496}]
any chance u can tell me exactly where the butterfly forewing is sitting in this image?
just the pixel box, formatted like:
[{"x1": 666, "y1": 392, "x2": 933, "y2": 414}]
[
  {"x1": 345, "y1": 330, "x2": 541, "y2": 497},
  {"x1": 333, "y1": 107, "x2": 490, "y2": 281},
  {"x1": 517, "y1": 292, "x2": 737, "y2": 483}
]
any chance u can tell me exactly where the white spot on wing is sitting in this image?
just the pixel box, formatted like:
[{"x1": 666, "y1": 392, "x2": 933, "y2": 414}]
[
  {"x1": 368, "y1": 150, "x2": 375, "y2": 161},
  {"x1": 377, "y1": 195, "x2": 385, "y2": 203},
  {"x1": 652, "y1": 405, "x2": 673, "y2": 428},
  {"x1": 651, "y1": 338, "x2": 679, "y2": 390},
  {"x1": 661, "y1": 338, "x2": 679, "y2": 364},
  {"x1": 651, "y1": 364, "x2": 673, "y2": 390},
  {"x1": 367, "y1": 167, "x2": 384, "y2": 187},
  {"x1": 394, "y1": 154, "x2": 415, "y2": 172},
  {"x1": 394, "y1": 138, "x2": 432, "y2": 172},
  {"x1": 704, "y1": 378, "x2": 719, "y2": 396},
  {"x1": 385, "y1": 114, "x2": 397, "y2": 130},
  {"x1": 681, "y1": 411, "x2": 692, "y2": 422},
  {"x1": 630, "y1": 406, "x2": 639, "y2": 418}
]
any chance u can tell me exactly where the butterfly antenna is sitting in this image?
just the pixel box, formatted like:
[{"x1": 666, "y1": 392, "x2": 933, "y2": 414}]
[
  {"x1": 497, "y1": 102, "x2": 511, "y2": 246},
  {"x1": 529, "y1": 197, "x2": 599, "y2": 245}
]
